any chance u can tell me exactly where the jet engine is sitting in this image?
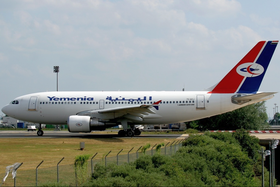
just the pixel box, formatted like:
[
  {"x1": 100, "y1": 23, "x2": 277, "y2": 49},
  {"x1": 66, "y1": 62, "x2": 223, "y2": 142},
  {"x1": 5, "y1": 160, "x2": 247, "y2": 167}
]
[{"x1": 68, "y1": 115, "x2": 106, "y2": 132}]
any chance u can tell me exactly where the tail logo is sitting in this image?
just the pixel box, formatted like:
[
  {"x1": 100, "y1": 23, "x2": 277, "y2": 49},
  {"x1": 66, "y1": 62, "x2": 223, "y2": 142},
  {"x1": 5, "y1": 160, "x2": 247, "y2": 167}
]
[{"x1": 236, "y1": 63, "x2": 264, "y2": 77}]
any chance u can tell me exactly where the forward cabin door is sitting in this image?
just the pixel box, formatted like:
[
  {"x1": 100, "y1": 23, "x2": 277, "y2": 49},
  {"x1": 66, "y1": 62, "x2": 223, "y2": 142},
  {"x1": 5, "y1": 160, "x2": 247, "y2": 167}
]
[{"x1": 28, "y1": 96, "x2": 38, "y2": 111}]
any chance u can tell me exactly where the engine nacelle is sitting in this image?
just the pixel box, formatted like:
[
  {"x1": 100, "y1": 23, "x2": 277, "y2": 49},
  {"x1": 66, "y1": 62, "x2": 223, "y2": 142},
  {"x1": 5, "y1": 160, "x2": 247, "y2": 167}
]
[{"x1": 68, "y1": 115, "x2": 105, "y2": 132}]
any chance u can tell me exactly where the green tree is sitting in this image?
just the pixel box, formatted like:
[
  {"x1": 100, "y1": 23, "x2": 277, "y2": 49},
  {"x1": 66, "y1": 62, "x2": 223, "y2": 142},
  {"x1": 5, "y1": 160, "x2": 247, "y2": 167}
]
[
  {"x1": 186, "y1": 102, "x2": 269, "y2": 130},
  {"x1": 269, "y1": 112, "x2": 280, "y2": 125},
  {"x1": 232, "y1": 129, "x2": 261, "y2": 162}
]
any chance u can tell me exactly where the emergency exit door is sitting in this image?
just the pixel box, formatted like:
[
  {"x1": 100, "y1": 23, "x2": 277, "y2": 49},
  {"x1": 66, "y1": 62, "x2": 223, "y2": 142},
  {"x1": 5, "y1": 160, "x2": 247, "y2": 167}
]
[{"x1": 196, "y1": 95, "x2": 205, "y2": 110}]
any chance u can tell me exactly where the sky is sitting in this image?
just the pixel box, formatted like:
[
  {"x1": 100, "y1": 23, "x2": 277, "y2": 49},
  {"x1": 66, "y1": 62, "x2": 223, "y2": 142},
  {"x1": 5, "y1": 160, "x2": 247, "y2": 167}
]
[{"x1": 0, "y1": 0, "x2": 280, "y2": 119}]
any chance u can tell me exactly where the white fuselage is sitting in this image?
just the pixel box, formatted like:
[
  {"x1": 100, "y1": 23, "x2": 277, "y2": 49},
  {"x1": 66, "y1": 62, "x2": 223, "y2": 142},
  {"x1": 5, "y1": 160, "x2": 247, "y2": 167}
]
[{"x1": 2, "y1": 91, "x2": 259, "y2": 125}]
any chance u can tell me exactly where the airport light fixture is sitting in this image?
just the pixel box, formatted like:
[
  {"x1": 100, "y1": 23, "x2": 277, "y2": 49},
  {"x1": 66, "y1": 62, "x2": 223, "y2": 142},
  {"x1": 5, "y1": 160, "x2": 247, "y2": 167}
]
[
  {"x1": 270, "y1": 139, "x2": 279, "y2": 187},
  {"x1": 272, "y1": 139, "x2": 279, "y2": 149},
  {"x1": 259, "y1": 148, "x2": 271, "y2": 187},
  {"x1": 53, "y1": 66, "x2": 59, "y2": 91}
]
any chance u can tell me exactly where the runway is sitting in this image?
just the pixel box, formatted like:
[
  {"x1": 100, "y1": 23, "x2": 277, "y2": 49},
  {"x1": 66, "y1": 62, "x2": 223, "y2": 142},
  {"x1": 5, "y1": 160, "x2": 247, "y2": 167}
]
[{"x1": 0, "y1": 130, "x2": 188, "y2": 139}]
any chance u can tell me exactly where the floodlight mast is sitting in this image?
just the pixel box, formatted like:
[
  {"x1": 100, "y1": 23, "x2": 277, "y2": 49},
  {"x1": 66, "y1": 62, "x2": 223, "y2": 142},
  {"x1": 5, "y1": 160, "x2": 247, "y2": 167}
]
[
  {"x1": 270, "y1": 139, "x2": 279, "y2": 187},
  {"x1": 259, "y1": 148, "x2": 271, "y2": 187},
  {"x1": 53, "y1": 66, "x2": 59, "y2": 91}
]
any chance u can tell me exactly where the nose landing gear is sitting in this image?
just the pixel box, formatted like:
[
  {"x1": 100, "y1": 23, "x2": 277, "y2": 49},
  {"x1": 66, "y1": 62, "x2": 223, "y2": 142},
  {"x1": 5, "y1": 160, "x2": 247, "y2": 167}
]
[{"x1": 37, "y1": 124, "x2": 44, "y2": 136}]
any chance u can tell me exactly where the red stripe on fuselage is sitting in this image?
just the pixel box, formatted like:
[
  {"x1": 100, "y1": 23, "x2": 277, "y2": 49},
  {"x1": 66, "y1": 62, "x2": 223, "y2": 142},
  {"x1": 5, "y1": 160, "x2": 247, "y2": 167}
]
[{"x1": 209, "y1": 41, "x2": 266, "y2": 94}]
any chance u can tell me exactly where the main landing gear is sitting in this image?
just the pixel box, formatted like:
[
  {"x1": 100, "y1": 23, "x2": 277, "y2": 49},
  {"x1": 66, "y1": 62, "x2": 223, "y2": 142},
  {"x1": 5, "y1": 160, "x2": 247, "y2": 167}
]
[
  {"x1": 118, "y1": 128, "x2": 141, "y2": 137},
  {"x1": 118, "y1": 120, "x2": 142, "y2": 137},
  {"x1": 37, "y1": 124, "x2": 44, "y2": 136}
]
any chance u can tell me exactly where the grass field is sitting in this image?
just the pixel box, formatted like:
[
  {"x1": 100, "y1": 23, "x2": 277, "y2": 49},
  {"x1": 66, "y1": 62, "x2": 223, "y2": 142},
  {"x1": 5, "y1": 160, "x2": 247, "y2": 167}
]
[{"x1": 0, "y1": 132, "x2": 180, "y2": 186}]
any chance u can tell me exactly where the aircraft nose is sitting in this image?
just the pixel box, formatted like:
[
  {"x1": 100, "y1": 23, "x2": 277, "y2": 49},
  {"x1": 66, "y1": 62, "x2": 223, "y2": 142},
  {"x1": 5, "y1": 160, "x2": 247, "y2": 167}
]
[{"x1": 2, "y1": 105, "x2": 11, "y2": 116}]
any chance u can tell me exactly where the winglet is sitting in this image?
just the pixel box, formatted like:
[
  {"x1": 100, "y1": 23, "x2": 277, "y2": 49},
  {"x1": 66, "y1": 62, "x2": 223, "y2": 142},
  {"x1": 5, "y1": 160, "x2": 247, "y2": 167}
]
[{"x1": 209, "y1": 41, "x2": 278, "y2": 94}]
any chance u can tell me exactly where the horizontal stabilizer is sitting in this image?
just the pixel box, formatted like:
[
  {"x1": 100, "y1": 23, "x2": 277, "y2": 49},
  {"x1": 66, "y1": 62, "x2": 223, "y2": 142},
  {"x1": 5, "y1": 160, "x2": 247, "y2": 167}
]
[{"x1": 231, "y1": 92, "x2": 277, "y2": 105}]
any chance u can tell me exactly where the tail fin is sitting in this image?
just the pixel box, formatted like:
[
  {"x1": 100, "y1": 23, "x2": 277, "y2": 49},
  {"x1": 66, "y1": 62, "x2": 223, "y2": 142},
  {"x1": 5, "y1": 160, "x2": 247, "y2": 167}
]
[{"x1": 209, "y1": 41, "x2": 278, "y2": 94}]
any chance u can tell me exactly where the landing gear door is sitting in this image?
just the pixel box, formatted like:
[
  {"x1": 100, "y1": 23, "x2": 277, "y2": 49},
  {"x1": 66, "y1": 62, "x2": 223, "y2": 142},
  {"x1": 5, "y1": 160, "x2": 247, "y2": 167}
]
[
  {"x1": 28, "y1": 96, "x2": 38, "y2": 111},
  {"x1": 196, "y1": 95, "x2": 205, "y2": 110}
]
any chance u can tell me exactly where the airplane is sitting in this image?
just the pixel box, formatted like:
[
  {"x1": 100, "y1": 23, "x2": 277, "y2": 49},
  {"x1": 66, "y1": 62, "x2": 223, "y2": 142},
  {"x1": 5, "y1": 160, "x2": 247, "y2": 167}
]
[{"x1": 1, "y1": 40, "x2": 278, "y2": 137}]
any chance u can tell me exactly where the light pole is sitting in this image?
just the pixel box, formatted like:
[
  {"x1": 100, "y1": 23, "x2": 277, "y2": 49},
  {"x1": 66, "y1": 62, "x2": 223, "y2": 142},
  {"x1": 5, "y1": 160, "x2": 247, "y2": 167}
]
[
  {"x1": 270, "y1": 139, "x2": 279, "y2": 187},
  {"x1": 53, "y1": 66, "x2": 59, "y2": 91},
  {"x1": 260, "y1": 148, "x2": 271, "y2": 187},
  {"x1": 53, "y1": 66, "x2": 60, "y2": 131}
]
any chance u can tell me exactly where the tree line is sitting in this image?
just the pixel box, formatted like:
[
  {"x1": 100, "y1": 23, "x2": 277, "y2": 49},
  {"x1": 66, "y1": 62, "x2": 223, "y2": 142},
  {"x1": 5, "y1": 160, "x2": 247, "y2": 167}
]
[{"x1": 186, "y1": 101, "x2": 269, "y2": 130}]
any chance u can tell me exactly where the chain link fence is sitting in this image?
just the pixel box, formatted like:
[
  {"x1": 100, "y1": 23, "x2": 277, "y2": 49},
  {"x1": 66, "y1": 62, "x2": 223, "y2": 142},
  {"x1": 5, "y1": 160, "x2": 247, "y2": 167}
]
[{"x1": 0, "y1": 141, "x2": 184, "y2": 186}]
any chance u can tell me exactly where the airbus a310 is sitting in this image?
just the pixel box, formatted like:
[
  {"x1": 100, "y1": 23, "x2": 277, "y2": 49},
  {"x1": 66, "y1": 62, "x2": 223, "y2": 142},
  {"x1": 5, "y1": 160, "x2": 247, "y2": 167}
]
[{"x1": 2, "y1": 41, "x2": 278, "y2": 136}]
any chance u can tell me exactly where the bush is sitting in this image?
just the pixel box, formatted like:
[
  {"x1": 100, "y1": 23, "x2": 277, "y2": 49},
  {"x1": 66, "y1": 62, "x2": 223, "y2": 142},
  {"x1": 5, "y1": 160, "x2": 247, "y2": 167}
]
[
  {"x1": 135, "y1": 155, "x2": 153, "y2": 170},
  {"x1": 87, "y1": 131, "x2": 264, "y2": 186},
  {"x1": 74, "y1": 154, "x2": 91, "y2": 185}
]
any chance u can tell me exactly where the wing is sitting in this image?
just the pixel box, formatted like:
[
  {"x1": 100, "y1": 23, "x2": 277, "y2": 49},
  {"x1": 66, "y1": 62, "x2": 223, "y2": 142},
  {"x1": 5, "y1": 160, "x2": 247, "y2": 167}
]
[
  {"x1": 232, "y1": 92, "x2": 276, "y2": 105},
  {"x1": 76, "y1": 100, "x2": 162, "y2": 121}
]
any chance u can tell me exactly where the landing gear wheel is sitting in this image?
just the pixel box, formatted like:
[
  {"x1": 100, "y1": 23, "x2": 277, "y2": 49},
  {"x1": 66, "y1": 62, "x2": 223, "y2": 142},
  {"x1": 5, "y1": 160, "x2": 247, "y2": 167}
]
[
  {"x1": 134, "y1": 128, "x2": 141, "y2": 136},
  {"x1": 118, "y1": 130, "x2": 126, "y2": 137},
  {"x1": 37, "y1": 130, "x2": 44, "y2": 136},
  {"x1": 126, "y1": 129, "x2": 135, "y2": 137}
]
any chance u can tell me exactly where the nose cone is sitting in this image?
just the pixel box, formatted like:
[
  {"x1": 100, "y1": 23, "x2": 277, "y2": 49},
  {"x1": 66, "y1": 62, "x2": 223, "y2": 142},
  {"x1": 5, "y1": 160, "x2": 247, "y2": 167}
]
[{"x1": 2, "y1": 105, "x2": 11, "y2": 116}]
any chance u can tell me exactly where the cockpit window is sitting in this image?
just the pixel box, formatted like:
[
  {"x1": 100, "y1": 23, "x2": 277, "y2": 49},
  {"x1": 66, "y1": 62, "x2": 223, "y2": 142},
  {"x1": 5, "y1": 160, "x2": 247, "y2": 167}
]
[{"x1": 11, "y1": 100, "x2": 19, "y2": 104}]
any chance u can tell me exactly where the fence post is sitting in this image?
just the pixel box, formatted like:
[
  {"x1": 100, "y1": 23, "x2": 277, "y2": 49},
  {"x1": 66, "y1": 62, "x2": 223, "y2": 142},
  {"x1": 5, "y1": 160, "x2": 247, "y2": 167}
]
[
  {"x1": 177, "y1": 139, "x2": 183, "y2": 150},
  {"x1": 14, "y1": 162, "x2": 23, "y2": 187},
  {"x1": 91, "y1": 153, "x2": 98, "y2": 175},
  {"x1": 165, "y1": 142, "x2": 170, "y2": 155},
  {"x1": 136, "y1": 146, "x2": 142, "y2": 159},
  {"x1": 117, "y1": 149, "x2": 123, "y2": 165},
  {"x1": 128, "y1": 147, "x2": 134, "y2": 163},
  {"x1": 105, "y1": 151, "x2": 111, "y2": 167},
  {"x1": 36, "y1": 160, "x2": 44, "y2": 187},
  {"x1": 170, "y1": 141, "x2": 175, "y2": 155},
  {"x1": 57, "y1": 157, "x2": 64, "y2": 183},
  {"x1": 174, "y1": 140, "x2": 180, "y2": 152},
  {"x1": 151, "y1": 144, "x2": 157, "y2": 156}
]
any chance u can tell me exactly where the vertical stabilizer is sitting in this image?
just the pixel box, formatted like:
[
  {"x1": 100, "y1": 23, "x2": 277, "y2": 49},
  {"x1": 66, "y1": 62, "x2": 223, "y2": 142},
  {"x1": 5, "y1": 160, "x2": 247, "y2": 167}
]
[{"x1": 210, "y1": 41, "x2": 278, "y2": 94}]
